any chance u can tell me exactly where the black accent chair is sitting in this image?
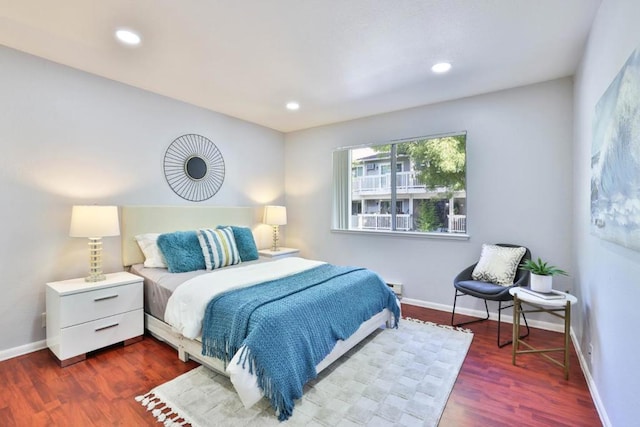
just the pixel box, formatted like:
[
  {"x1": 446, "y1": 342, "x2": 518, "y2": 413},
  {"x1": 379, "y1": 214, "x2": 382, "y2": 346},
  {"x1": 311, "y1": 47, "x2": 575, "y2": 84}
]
[{"x1": 451, "y1": 244, "x2": 531, "y2": 347}]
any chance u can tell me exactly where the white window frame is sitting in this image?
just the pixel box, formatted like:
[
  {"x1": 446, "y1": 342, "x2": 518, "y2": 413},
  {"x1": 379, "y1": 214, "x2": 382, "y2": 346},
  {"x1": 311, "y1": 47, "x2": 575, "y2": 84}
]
[{"x1": 332, "y1": 131, "x2": 469, "y2": 240}]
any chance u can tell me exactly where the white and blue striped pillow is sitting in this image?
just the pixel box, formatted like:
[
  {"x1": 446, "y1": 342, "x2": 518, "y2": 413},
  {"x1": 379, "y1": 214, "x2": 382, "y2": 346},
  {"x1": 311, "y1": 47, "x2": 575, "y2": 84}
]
[{"x1": 196, "y1": 227, "x2": 241, "y2": 270}]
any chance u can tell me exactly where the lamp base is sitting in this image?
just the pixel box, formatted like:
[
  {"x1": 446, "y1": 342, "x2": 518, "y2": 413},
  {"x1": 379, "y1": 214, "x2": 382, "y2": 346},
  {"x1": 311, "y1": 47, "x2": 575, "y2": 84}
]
[
  {"x1": 86, "y1": 237, "x2": 106, "y2": 282},
  {"x1": 271, "y1": 225, "x2": 280, "y2": 251}
]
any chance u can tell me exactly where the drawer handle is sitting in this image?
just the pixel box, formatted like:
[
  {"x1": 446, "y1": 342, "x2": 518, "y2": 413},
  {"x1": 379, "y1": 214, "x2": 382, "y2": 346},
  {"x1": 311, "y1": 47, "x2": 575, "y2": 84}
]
[
  {"x1": 95, "y1": 323, "x2": 119, "y2": 332},
  {"x1": 94, "y1": 294, "x2": 118, "y2": 302}
]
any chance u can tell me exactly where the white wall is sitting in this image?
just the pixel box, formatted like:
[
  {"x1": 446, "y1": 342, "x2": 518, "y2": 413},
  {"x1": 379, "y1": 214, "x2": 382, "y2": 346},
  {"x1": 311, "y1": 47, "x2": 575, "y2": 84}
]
[
  {"x1": 285, "y1": 78, "x2": 573, "y2": 313},
  {"x1": 0, "y1": 46, "x2": 285, "y2": 356},
  {"x1": 573, "y1": 0, "x2": 640, "y2": 425}
]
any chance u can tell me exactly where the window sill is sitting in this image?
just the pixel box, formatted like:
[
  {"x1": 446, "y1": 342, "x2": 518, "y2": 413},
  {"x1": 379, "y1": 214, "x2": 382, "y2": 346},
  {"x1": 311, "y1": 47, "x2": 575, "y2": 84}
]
[{"x1": 330, "y1": 228, "x2": 470, "y2": 240}]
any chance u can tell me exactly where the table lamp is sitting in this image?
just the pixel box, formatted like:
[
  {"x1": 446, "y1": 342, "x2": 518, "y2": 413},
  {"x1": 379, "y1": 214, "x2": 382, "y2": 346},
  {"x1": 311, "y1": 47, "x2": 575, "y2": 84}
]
[
  {"x1": 263, "y1": 205, "x2": 287, "y2": 251},
  {"x1": 69, "y1": 205, "x2": 120, "y2": 282}
]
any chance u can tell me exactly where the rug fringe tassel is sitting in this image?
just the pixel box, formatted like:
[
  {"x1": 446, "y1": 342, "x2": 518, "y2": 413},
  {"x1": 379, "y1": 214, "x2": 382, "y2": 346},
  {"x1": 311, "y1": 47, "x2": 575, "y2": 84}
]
[
  {"x1": 136, "y1": 392, "x2": 192, "y2": 427},
  {"x1": 152, "y1": 403, "x2": 167, "y2": 417},
  {"x1": 403, "y1": 316, "x2": 473, "y2": 334}
]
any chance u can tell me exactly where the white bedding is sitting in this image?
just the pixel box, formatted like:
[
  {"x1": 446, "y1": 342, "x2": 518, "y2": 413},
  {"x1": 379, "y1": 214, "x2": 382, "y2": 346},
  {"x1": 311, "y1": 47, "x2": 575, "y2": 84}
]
[{"x1": 164, "y1": 257, "x2": 324, "y2": 339}]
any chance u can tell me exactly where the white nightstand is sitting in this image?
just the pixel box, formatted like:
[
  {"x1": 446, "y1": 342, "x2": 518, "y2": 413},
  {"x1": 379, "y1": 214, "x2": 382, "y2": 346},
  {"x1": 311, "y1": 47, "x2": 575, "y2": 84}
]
[
  {"x1": 46, "y1": 271, "x2": 144, "y2": 367},
  {"x1": 258, "y1": 247, "x2": 300, "y2": 259}
]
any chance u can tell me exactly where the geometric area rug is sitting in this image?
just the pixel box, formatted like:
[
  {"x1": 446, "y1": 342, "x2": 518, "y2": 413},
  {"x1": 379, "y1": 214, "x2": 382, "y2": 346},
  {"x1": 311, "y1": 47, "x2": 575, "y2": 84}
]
[{"x1": 136, "y1": 318, "x2": 473, "y2": 426}]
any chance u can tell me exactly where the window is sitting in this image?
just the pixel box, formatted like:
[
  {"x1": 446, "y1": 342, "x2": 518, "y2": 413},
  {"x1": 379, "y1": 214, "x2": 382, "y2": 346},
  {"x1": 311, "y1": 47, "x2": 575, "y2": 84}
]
[
  {"x1": 332, "y1": 132, "x2": 467, "y2": 235},
  {"x1": 380, "y1": 163, "x2": 403, "y2": 175}
]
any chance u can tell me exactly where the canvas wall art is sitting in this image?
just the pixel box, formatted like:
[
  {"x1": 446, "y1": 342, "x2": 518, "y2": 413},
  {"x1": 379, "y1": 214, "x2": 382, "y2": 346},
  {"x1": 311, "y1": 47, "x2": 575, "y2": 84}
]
[{"x1": 591, "y1": 46, "x2": 640, "y2": 251}]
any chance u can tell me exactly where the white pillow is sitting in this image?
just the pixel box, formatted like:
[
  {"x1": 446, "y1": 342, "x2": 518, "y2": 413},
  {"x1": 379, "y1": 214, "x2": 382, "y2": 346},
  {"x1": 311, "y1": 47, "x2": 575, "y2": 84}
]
[
  {"x1": 472, "y1": 244, "x2": 526, "y2": 285},
  {"x1": 135, "y1": 233, "x2": 168, "y2": 268}
]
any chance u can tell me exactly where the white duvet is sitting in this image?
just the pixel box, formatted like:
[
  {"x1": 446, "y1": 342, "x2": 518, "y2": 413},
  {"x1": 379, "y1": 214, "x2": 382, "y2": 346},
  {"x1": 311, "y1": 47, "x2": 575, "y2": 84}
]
[{"x1": 164, "y1": 256, "x2": 325, "y2": 340}]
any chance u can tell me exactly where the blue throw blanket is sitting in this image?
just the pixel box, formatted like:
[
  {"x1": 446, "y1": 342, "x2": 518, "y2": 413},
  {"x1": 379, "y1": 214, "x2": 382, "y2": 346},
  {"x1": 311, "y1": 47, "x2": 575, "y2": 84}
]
[{"x1": 201, "y1": 264, "x2": 400, "y2": 421}]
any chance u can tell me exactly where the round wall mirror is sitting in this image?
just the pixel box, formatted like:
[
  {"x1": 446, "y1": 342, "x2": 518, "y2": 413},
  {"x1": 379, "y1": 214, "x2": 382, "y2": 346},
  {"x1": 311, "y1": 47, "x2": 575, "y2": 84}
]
[
  {"x1": 164, "y1": 134, "x2": 225, "y2": 201},
  {"x1": 185, "y1": 156, "x2": 208, "y2": 180}
]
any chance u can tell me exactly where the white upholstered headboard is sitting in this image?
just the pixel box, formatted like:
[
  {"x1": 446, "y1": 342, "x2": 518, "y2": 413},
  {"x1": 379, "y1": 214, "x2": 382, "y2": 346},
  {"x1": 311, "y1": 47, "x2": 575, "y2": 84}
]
[{"x1": 121, "y1": 205, "x2": 261, "y2": 267}]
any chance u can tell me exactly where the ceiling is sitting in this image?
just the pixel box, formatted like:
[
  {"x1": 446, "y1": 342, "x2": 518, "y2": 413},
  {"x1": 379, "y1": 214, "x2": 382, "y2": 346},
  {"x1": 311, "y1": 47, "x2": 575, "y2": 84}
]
[{"x1": 0, "y1": 0, "x2": 601, "y2": 132}]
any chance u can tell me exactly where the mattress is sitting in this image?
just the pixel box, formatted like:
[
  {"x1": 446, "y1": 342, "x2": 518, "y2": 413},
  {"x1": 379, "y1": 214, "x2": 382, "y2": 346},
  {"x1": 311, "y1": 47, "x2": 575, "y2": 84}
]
[{"x1": 130, "y1": 257, "x2": 269, "y2": 320}]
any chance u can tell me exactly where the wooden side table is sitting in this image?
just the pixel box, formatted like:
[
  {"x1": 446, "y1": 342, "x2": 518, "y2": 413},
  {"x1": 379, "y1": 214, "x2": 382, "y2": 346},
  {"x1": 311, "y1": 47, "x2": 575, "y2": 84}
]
[{"x1": 509, "y1": 287, "x2": 578, "y2": 379}]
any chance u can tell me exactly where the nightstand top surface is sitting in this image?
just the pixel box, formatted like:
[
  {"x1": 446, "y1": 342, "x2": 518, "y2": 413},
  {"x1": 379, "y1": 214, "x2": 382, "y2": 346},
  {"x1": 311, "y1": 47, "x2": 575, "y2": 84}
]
[
  {"x1": 46, "y1": 271, "x2": 142, "y2": 295},
  {"x1": 258, "y1": 247, "x2": 299, "y2": 257}
]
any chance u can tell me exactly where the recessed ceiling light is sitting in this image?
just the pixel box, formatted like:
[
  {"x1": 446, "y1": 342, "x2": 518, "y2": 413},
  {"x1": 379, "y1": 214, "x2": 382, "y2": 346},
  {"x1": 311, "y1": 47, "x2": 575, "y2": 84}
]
[
  {"x1": 431, "y1": 62, "x2": 452, "y2": 73},
  {"x1": 115, "y1": 29, "x2": 141, "y2": 46},
  {"x1": 286, "y1": 101, "x2": 300, "y2": 111}
]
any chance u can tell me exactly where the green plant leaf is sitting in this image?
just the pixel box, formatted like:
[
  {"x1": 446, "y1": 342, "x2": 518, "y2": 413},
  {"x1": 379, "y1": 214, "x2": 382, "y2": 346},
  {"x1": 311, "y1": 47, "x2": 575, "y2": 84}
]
[{"x1": 519, "y1": 257, "x2": 568, "y2": 276}]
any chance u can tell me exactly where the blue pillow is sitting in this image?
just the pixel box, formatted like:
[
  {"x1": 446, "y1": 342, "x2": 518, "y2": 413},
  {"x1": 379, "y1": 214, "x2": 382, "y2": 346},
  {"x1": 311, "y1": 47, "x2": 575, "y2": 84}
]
[
  {"x1": 217, "y1": 225, "x2": 259, "y2": 261},
  {"x1": 157, "y1": 231, "x2": 206, "y2": 273}
]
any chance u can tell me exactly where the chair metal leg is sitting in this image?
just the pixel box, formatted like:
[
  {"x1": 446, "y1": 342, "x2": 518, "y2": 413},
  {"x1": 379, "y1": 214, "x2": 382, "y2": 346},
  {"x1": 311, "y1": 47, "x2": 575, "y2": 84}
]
[
  {"x1": 451, "y1": 290, "x2": 457, "y2": 326},
  {"x1": 451, "y1": 290, "x2": 490, "y2": 327},
  {"x1": 452, "y1": 290, "x2": 531, "y2": 348}
]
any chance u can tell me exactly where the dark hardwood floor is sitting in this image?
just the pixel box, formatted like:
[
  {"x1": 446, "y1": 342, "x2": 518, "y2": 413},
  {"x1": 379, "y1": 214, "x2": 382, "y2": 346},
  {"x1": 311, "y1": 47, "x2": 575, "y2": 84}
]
[
  {"x1": 403, "y1": 304, "x2": 601, "y2": 427},
  {"x1": 0, "y1": 304, "x2": 601, "y2": 426}
]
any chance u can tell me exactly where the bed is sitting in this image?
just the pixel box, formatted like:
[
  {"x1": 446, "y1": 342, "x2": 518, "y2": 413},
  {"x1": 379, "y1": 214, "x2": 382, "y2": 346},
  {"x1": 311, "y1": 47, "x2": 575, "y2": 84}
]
[{"x1": 121, "y1": 205, "x2": 400, "y2": 420}]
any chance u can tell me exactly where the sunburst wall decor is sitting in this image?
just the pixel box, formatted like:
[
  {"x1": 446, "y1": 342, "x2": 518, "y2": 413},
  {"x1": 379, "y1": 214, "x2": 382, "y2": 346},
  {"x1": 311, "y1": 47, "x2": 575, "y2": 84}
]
[{"x1": 163, "y1": 134, "x2": 225, "y2": 202}]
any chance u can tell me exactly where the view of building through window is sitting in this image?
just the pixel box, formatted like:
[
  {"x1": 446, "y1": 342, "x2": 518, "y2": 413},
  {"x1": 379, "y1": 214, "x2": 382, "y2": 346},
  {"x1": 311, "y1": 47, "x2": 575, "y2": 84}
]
[{"x1": 335, "y1": 133, "x2": 467, "y2": 234}]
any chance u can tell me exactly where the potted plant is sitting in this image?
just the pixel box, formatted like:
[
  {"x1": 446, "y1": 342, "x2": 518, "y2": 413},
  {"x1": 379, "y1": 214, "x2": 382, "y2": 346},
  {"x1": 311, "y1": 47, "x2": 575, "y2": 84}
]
[{"x1": 520, "y1": 257, "x2": 568, "y2": 293}]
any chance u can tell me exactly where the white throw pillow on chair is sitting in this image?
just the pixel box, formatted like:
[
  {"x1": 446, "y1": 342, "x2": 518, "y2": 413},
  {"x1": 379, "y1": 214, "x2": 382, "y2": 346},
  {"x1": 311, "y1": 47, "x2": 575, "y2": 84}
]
[{"x1": 471, "y1": 244, "x2": 526, "y2": 285}]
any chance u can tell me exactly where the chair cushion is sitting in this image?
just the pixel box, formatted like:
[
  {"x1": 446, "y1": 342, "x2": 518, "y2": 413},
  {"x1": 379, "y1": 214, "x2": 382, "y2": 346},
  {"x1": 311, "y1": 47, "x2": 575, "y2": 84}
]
[
  {"x1": 472, "y1": 244, "x2": 526, "y2": 285},
  {"x1": 455, "y1": 280, "x2": 513, "y2": 300}
]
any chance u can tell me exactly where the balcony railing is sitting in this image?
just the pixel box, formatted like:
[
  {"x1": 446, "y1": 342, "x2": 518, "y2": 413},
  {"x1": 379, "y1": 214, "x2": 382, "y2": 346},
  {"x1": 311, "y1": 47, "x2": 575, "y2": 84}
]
[
  {"x1": 351, "y1": 214, "x2": 412, "y2": 231},
  {"x1": 352, "y1": 171, "x2": 432, "y2": 195},
  {"x1": 448, "y1": 215, "x2": 466, "y2": 233},
  {"x1": 350, "y1": 213, "x2": 467, "y2": 233}
]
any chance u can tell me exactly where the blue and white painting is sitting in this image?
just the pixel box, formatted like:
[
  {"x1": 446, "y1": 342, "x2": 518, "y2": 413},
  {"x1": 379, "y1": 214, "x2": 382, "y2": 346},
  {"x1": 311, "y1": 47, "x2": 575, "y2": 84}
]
[{"x1": 591, "y1": 46, "x2": 640, "y2": 251}]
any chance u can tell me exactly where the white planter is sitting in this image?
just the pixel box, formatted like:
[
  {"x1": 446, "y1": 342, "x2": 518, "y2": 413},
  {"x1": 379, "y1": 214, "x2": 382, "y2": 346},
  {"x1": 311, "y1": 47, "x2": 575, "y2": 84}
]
[{"x1": 530, "y1": 273, "x2": 553, "y2": 293}]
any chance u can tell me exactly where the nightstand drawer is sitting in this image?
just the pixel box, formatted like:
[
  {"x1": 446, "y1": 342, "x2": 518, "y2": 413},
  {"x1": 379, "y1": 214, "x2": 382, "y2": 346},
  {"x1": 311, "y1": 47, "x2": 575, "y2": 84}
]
[
  {"x1": 59, "y1": 282, "x2": 143, "y2": 327},
  {"x1": 56, "y1": 309, "x2": 143, "y2": 360}
]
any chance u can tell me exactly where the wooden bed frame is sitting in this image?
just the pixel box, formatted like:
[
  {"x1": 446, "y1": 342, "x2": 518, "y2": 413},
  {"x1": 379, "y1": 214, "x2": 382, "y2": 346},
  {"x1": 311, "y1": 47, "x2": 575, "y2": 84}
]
[{"x1": 120, "y1": 205, "x2": 394, "y2": 376}]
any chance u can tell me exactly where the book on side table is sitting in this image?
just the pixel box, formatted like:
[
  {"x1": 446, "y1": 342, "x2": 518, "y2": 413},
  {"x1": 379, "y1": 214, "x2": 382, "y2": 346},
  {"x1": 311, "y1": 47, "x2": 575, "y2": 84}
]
[{"x1": 519, "y1": 286, "x2": 567, "y2": 300}]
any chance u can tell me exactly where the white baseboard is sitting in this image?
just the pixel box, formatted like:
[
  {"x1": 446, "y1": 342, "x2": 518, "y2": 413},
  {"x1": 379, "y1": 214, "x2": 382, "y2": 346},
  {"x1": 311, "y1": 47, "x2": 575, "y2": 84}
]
[
  {"x1": 401, "y1": 297, "x2": 564, "y2": 332},
  {"x1": 0, "y1": 339, "x2": 47, "y2": 362},
  {"x1": 571, "y1": 330, "x2": 612, "y2": 427},
  {"x1": 402, "y1": 297, "x2": 609, "y2": 427}
]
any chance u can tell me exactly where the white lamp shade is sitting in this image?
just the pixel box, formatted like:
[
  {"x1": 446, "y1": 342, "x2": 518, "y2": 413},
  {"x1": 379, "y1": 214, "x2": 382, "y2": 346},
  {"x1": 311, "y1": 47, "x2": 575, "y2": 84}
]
[
  {"x1": 69, "y1": 205, "x2": 120, "y2": 238},
  {"x1": 263, "y1": 205, "x2": 287, "y2": 226}
]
